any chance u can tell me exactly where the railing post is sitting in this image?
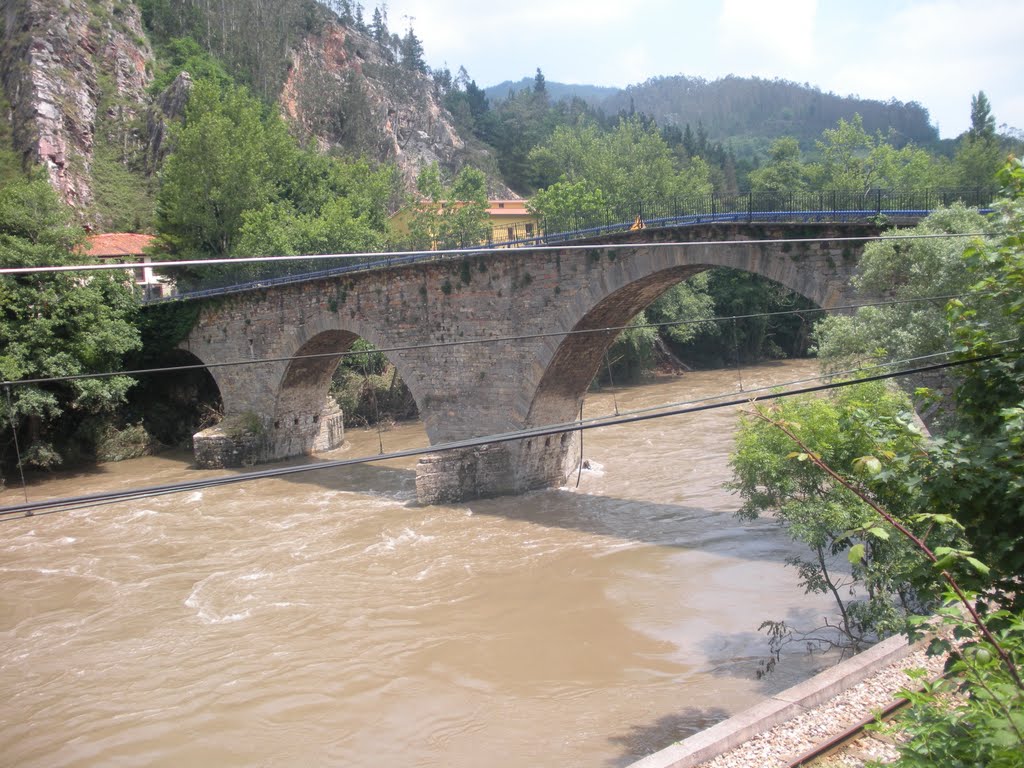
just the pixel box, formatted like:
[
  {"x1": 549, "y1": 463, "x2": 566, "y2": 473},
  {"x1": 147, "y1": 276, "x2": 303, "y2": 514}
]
[
  {"x1": 876, "y1": 188, "x2": 881, "y2": 214},
  {"x1": 747, "y1": 192, "x2": 752, "y2": 223}
]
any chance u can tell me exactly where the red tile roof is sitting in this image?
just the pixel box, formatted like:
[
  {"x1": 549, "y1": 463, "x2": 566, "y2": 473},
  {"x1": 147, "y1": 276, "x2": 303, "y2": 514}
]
[{"x1": 83, "y1": 233, "x2": 156, "y2": 259}]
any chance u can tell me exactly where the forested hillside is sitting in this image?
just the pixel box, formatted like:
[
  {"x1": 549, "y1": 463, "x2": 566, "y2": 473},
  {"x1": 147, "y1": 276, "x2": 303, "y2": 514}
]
[
  {"x1": 487, "y1": 74, "x2": 938, "y2": 155},
  {"x1": 603, "y1": 75, "x2": 937, "y2": 149}
]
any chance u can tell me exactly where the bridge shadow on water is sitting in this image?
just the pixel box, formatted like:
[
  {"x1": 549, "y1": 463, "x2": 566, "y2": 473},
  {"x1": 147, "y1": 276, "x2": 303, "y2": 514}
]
[{"x1": 275, "y1": 452, "x2": 798, "y2": 566}]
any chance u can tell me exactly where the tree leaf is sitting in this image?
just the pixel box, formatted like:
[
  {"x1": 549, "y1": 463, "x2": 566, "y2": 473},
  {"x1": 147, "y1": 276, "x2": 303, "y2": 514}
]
[{"x1": 848, "y1": 543, "x2": 866, "y2": 564}]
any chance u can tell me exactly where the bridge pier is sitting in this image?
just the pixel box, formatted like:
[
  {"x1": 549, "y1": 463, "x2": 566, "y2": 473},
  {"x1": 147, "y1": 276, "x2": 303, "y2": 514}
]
[
  {"x1": 193, "y1": 397, "x2": 345, "y2": 469},
  {"x1": 415, "y1": 432, "x2": 581, "y2": 504}
]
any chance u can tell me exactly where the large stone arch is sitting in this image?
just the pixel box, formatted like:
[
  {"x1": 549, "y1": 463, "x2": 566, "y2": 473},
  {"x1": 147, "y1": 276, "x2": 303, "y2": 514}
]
[
  {"x1": 264, "y1": 312, "x2": 433, "y2": 462},
  {"x1": 521, "y1": 237, "x2": 840, "y2": 433},
  {"x1": 481, "y1": 251, "x2": 836, "y2": 502},
  {"x1": 524, "y1": 264, "x2": 706, "y2": 429}
]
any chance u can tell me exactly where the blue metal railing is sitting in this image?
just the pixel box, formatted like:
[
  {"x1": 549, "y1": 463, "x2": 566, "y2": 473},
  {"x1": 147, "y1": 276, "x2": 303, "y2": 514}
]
[{"x1": 147, "y1": 187, "x2": 996, "y2": 304}]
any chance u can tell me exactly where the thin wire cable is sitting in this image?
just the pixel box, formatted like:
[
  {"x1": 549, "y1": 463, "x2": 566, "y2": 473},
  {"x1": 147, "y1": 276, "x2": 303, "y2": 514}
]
[
  {"x1": 604, "y1": 350, "x2": 620, "y2": 416},
  {"x1": 0, "y1": 231, "x2": 995, "y2": 276},
  {"x1": 362, "y1": 357, "x2": 385, "y2": 456},
  {"x1": 4, "y1": 386, "x2": 29, "y2": 504},
  {"x1": 731, "y1": 317, "x2": 745, "y2": 392},
  {"x1": 575, "y1": 399, "x2": 585, "y2": 489},
  {"x1": 0, "y1": 354, "x2": 1006, "y2": 521},
  {"x1": 0, "y1": 292, "x2": 983, "y2": 389}
]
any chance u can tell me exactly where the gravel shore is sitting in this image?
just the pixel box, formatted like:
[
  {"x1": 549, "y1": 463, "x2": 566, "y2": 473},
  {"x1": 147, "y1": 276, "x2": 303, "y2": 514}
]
[{"x1": 695, "y1": 644, "x2": 947, "y2": 768}]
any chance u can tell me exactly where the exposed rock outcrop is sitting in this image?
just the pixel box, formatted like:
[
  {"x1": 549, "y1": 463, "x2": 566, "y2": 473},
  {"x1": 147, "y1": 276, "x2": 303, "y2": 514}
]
[
  {"x1": 145, "y1": 70, "x2": 191, "y2": 171},
  {"x1": 280, "y1": 22, "x2": 511, "y2": 195},
  {"x1": 0, "y1": 0, "x2": 153, "y2": 216}
]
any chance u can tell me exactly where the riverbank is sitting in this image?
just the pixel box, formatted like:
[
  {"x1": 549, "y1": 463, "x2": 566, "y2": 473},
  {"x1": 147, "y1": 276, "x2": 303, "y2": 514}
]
[{"x1": 628, "y1": 633, "x2": 945, "y2": 768}]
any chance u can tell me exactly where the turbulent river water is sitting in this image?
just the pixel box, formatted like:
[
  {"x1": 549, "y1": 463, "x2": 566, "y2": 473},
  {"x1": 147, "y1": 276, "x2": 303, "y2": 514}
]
[{"x1": 0, "y1": 359, "x2": 844, "y2": 767}]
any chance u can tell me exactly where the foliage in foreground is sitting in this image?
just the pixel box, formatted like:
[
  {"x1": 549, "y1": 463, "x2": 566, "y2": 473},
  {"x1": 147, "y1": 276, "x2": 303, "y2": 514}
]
[
  {"x1": 731, "y1": 381, "x2": 947, "y2": 653},
  {"x1": 754, "y1": 407, "x2": 1024, "y2": 768},
  {"x1": 733, "y1": 159, "x2": 1024, "y2": 766},
  {"x1": 0, "y1": 175, "x2": 141, "y2": 472}
]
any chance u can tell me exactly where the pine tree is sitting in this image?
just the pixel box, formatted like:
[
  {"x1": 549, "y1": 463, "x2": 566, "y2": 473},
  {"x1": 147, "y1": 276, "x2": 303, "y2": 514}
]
[
  {"x1": 399, "y1": 26, "x2": 426, "y2": 73},
  {"x1": 533, "y1": 67, "x2": 546, "y2": 96},
  {"x1": 969, "y1": 91, "x2": 996, "y2": 143},
  {"x1": 370, "y1": 5, "x2": 388, "y2": 43}
]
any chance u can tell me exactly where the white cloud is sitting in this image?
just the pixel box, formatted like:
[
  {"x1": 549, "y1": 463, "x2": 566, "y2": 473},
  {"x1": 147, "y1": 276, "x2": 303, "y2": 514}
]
[
  {"x1": 717, "y1": 0, "x2": 818, "y2": 70},
  {"x1": 825, "y1": 0, "x2": 1024, "y2": 136}
]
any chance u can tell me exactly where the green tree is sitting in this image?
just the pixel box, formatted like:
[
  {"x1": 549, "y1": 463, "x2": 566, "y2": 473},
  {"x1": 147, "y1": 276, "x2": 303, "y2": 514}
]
[
  {"x1": 156, "y1": 78, "x2": 296, "y2": 259},
  {"x1": 235, "y1": 151, "x2": 394, "y2": 257},
  {"x1": 731, "y1": 380, "x2": 948, "y2": 652},
  {"x1": 730, "y1": 161, "x2": 1024, "y2": 763},
  {"x1": 600, "y1": 276, "x2": 716, "y2": 384},
  {"x1": 680, "y1": 269, "x2": 816, "y2": 366},
  {"x1": 970, "y1": 90, "x2": 997, "y2": 143},
  {"x1": 527, "y1": 179, "x2": 608, "y2": 233},
  {"x1": 923, "y1": 158, "x2": 1024, "y2": 607},
  {"x1": 0, "y1": 175, "x2": 141, "y2": 471},
  {"x1": 405, "y1": 164, "x2": 490, "y2": 249},
  {"x1": 399, "y1": 26, "x2": 426, "y2": 73},
  {"x1": 813, "y1": 204, "x2": 997, "y2": 368},
  {"x1": 813, "y1": 114, "x2": 949, "y2": 193},
  {"x1": 602, "y1": 314, "x2": 659, "y2": 383},
  {"x1": 748, "y1": 137, "x2": 809, "y2": 194},
  {"x1": 149, "y1": 36, "x2": 232, "y2": 94},
  {"x1": 485, "y1": 86, "x2": 559, "y2": 193},
  {"x1": 370, "y1": 5, "x2": 388, "y2": 43},
  {"x1": 646, "y1": 273, "x2": 717, "y2": 349},
  {"x1": 533, "y1": 67, "x2": 546, "y2": 97},
  {"x1": 956, "y1": 91, "x2": 1004, "y2": 189},
  {"x1": 529, "y1": 116, "x2": 712, "y2": 215}
]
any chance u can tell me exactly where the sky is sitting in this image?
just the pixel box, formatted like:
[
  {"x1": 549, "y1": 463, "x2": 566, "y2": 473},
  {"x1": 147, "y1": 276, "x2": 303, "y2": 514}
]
[{"x1": 377, "y1": 0, "x2": 1024, "y2": 139}]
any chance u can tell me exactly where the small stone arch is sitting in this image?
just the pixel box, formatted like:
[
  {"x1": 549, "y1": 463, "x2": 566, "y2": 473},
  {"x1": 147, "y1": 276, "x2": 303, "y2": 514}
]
[
  {"x1": 267, "y1": 324, "x2": 430, "y2": 462},
  {"x1": 132, "y1": 348, "x2": 223, "y2": 448}
]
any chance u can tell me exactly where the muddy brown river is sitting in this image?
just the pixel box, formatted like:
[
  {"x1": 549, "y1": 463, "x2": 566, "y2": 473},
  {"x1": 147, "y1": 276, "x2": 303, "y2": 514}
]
[{"x1": 1, "y1": 360, "x2": 841, "y2": 767}]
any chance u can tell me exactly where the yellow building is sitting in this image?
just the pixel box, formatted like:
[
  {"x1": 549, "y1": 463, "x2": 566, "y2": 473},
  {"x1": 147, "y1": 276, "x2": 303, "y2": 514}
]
[
  {"x1": 485, "y1": 199, "x2": 538, "y2": 243},
  {"x1": 391, "y1": 199, "x2": 540, "y2": 247}
]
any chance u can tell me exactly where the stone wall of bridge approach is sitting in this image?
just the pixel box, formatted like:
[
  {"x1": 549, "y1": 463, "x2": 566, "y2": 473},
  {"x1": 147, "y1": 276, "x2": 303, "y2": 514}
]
[{"x1": 180, "y1": 222, "x2": 878, "y2": 502}]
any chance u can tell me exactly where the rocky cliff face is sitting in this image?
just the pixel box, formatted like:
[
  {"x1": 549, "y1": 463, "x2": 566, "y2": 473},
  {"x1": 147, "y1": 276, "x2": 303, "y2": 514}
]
[
  {"x1": 0, "y1": 0, "x2": 153, "y2": 215},
  {"x1": 281, "y1": 22, "x2": 506, "y2": 194},
  {"x1": 1, "y1": 0, "x2": 506, "y2": 223}
]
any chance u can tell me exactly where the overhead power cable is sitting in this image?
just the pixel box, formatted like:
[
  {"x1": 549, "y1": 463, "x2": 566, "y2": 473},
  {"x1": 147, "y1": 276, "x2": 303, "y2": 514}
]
[
  {"x1": 0, "y1": 353, "x2": 1003, "y2": 521},
  {"x1": 0, "y1": 231, "x2": 994, "y2": 276},
  {"x1": 0, "y1": 292, "x2": 981, "y2": 388}
]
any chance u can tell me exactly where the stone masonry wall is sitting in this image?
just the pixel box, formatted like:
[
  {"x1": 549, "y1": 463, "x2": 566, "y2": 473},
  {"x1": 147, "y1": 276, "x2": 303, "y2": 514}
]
[{"x1": 184, "y1": 222, "x2": 878, "y2": 501}]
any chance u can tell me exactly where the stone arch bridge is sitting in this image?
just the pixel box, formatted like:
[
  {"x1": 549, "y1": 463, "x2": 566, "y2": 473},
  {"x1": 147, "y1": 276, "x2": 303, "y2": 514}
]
[{"x1": 181, "y1": 221, "x2": 881, "y2": 502}]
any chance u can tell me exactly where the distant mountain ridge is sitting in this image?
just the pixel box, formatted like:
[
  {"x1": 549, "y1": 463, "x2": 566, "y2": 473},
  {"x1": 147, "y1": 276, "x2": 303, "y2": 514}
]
[
  {"x1": 484, "y1": 78, "x2": 619, "y2": 106},
  {"x1": 487, "y1": 74, "x2": 938, "y2": 150}
]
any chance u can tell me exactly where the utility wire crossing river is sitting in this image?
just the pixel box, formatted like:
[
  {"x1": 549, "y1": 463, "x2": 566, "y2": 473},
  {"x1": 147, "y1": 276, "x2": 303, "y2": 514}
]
[{"x1": 1, "y1": 360, "x2": 844, "y2": 767}]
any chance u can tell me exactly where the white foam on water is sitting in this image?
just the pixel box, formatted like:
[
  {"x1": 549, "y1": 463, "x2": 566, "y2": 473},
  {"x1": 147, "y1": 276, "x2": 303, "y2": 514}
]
[{"x1": 363, "y1": 527, "x2": 436, "y2": 554}]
